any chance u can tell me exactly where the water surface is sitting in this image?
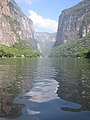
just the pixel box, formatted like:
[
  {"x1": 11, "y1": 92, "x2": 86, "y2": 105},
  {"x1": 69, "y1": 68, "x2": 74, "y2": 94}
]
[{"x1": 0, "y1": 58, "x2": 90, "y2": 120}]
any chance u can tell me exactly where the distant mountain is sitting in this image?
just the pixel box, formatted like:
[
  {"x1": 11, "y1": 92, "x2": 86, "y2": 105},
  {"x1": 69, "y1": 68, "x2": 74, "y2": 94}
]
[
  {"x1": 0, "y1": 0, "x2": 40, "y2": 57},
  {"x1": 34, "y1": 32, "x2": 56, "y2": 56},
  {"x1": 50, "y1": 0, "x2": 90, "y2": 58}
]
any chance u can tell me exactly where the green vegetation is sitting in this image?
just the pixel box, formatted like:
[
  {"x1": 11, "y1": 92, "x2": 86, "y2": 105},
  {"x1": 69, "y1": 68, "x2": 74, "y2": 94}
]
[
  {"x1": 50, "y1": 0, "x2": 90, "y2": 58},
  {"x1": 50, "y1": 34, "x2": 90, "y2": 58},
  {"x1": 2, "y1": 13, "x2": 37, "y2": 51},
  {"x1": 0, "y1": 43, "x2": 40, "y2": 58},
  {"x1": 63, "y1": 0, "x2": 90, "y2": 16},
  {"x1": 12, "y1": 41, "x2": 33, "y2": 50}
]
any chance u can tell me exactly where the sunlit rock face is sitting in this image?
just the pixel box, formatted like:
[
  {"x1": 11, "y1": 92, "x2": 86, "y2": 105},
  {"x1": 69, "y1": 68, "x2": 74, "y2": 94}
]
[
  {"x1": 54, "y1": 0, "x2": 90, "y2": 46},
  {"x1": 0, "y1": 0, "x2": 35, "y2": 48},
  {"x1": 0, "y1": 0, "x2": 10, "y2": 16}
]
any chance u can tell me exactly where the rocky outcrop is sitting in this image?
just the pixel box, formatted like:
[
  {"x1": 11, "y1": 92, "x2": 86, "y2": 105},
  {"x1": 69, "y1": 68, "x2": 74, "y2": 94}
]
[
  {"x1": 54, "y1": 0, "x2": 90, "y2": 46},
  {"x1": 34, "y1": 32, "x2": 56, "y2": 56},
  {"x1": 0, "y1": 0, "x2": 35, "y2": 48}
]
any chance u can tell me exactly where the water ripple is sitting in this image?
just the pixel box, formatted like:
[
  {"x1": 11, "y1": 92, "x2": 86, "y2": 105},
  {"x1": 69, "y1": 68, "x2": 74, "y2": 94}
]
[{"x1": 24, "y1": 78, "x2": 59, "y2": 102}]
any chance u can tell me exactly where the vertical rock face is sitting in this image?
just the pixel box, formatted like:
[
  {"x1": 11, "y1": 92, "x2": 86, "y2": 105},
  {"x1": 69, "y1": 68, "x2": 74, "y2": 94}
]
[
  {"x1": 0, "y1": 0, "x2": 35, "y2": 48},
  {"x1": 54, "y1": 0, "x2": 90, "y2": 46},
  {"x1": 0, "y1": 0, "x2": 10, "y2": 16}
]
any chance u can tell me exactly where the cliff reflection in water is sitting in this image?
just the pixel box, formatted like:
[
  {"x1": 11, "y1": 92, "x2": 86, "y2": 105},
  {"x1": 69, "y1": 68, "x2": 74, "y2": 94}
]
[
  {"x1": 0, "y1": 58, "x2": 90, "y2": 120},
  {"x1": 53, "y1": 58, "x2": 90, "y2": 112},
  {"x1": 0, "y1": 58, "x2": 37, "y2": 118}
]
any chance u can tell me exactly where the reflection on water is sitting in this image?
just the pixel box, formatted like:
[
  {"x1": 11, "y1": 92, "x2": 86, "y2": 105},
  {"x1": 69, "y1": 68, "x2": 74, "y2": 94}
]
[
  {"x1": 0, "y1": 58, "x2": 90, "y2": 120},
  {"x1": 24, "y1": 79, "x2": 59, "y2": 102}
]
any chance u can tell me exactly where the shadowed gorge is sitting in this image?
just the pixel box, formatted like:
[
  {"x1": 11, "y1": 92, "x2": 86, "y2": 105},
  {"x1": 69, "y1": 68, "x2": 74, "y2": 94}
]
[{"x1": 34, "y1": 32, "x2": 56, "y2": 57}]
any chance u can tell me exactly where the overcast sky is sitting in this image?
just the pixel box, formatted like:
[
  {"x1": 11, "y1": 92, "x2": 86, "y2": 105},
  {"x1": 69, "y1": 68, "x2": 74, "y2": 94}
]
[{"x1": 16, "y1": 0, "x2": 82, "y2": 33}]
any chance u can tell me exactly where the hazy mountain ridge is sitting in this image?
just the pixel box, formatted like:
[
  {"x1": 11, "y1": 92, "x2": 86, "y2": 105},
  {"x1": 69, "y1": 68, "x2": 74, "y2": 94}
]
[{"x1": 34, "y1": 32, "x2": 56, "y2": 56}]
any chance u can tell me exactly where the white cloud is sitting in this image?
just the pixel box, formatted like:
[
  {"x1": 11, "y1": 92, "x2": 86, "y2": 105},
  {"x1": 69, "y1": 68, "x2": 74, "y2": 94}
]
[{"x1": 28, "y1": 10, "x2": 58, "y2": 32}]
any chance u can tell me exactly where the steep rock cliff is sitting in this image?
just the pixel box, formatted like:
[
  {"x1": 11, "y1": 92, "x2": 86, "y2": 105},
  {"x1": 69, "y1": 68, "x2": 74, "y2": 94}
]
[
  {"x1": 54, "y1": 0, "x2": 90, "y2": 46},
  {"x1": 34, "y1": 32, "x2": 56, "y2": 56},
  {"x1": 0, "y1": 0, "x2": 35, "y2": 48}
]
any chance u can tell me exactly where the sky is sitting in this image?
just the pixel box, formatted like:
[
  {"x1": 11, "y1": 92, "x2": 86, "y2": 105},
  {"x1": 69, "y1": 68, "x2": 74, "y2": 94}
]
[{"x1": 15, "y1": 0, "x2": 82, "y2": 33}]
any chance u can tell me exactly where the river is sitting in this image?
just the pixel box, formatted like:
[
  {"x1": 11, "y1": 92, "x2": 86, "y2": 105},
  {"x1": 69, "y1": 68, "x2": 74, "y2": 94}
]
[{"x1": 0, "y1": 58, "x2": 90, "y2": 120}]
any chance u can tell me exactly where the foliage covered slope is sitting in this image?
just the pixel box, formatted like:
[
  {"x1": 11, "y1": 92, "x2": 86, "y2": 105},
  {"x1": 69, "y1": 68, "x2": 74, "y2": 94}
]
[
  {"x1": 0, "y1": 43, "x2": 40, "y2": 58},
  {"x1": 50, "y1": 34, "x2": 90, "y2": 58}
]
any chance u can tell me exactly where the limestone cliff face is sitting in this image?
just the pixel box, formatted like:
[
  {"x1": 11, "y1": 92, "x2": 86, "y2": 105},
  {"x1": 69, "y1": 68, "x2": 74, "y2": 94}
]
[
  {"x1": 54, "y1": 0, "x2": 90, "y2": 46},
  {"x1": 0, "y1": 0, "x2": 35, "y2": 47}
]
